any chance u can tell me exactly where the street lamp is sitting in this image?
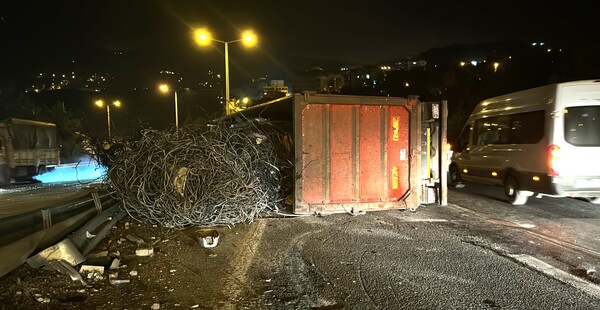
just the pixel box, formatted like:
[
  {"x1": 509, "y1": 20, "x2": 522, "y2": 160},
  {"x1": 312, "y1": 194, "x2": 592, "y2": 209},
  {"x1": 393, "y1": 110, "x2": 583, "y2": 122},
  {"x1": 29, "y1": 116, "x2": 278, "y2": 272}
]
[
  {"x1": 159, "y1": 83, "x2": 179, "y2": 129},
  {"x1": 95, "y1": 99, "x2": 121, "y2": 140},
  {"x1": 194, "y1": 28, "x2": 257, "y2": 115}
]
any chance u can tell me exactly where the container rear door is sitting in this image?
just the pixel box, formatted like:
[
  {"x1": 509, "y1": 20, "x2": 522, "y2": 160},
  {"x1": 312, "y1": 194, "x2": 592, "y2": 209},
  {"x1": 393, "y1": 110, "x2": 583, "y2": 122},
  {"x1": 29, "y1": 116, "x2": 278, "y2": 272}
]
[{"x1": 294, "y1": 94, "x2": 419, "y2": 214}]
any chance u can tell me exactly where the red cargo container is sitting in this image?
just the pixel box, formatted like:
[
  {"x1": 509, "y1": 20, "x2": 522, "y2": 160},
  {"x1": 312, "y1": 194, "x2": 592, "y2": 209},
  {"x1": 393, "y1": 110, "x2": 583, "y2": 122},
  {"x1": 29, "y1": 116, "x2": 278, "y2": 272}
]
[{"x1": 231, "y1": 93, "x2": 423, "y2": 214}]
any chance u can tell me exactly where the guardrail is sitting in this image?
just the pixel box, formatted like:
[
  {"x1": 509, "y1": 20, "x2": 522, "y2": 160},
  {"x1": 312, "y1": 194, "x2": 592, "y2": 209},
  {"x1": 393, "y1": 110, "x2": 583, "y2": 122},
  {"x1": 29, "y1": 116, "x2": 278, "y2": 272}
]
[{"x1": 0, "y1": 187, "x2": 118, "y2": 278}]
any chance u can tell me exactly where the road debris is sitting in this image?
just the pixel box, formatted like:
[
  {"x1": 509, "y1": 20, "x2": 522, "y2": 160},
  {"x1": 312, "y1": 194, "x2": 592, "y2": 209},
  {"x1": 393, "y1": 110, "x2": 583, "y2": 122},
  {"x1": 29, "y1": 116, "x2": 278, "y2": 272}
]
[
  {"x1": 47, "y1": 259, "x2": 87, "y2": 285},
  {"x1": 135, "y1": 246, "x2": 154, "y2": 257},
  {"x1": 109, "y1": 258, "x2": 120, "y2": 270},
  {"x1": 126, "y1": 234, "x2": 146, "y2": 245},
  {"x1": 88, "y1": 250, "x2": 109, "y2": 258},
  {"x1": 197, "y1": 229, "x2": 220, "y2": 248},
  {"x1": 26, "y1": 239, "x2": 85, "y2": 269}
]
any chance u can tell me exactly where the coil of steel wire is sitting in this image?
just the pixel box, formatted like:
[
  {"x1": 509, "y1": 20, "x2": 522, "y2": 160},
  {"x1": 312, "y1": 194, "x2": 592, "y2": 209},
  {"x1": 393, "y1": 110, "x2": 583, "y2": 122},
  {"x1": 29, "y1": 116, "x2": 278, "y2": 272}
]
[{"x1": 103, "y1": 118, "x2": 293, "y2": 229}]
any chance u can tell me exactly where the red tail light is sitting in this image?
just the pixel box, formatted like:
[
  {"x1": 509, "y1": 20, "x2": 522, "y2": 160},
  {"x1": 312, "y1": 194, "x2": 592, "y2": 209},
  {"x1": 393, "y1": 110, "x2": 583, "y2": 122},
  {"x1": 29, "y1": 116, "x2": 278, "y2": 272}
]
[{"x1": 548, "y1": 144, "x2": 561, "y2": 177}]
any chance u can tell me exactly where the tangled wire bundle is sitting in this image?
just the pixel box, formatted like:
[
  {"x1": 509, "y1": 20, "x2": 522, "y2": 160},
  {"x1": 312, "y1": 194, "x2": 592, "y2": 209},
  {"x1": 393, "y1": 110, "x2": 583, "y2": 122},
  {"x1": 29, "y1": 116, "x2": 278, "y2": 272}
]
[{"x1": 106, "y1": 119, "x2": 293, "y2": 228}]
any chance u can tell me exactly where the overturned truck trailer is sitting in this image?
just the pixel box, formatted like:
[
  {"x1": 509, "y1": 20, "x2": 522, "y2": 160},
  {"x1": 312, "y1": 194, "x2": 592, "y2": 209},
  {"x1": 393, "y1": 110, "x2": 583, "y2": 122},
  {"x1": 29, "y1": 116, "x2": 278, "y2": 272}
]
[{"x1": 228, "y1": 92, "x2": 448, "y2": 214}]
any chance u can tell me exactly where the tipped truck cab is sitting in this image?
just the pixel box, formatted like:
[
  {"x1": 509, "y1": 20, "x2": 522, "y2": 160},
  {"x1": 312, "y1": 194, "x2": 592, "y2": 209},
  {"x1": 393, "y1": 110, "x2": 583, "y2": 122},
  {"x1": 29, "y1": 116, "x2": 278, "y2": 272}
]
[{"x1": 450, "y1": 79, "x2": 600, "y2": 205}]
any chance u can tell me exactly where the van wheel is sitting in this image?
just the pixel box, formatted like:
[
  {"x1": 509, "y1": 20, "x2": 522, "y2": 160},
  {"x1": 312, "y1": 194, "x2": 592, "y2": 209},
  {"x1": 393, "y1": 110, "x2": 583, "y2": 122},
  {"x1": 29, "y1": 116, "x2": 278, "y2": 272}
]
[
  {"x1": 504, "y1": 175, "x2": 528, "y2": 205},
  {"x1": 449, "y1": 164, "x2": 462, "y2": 185}
]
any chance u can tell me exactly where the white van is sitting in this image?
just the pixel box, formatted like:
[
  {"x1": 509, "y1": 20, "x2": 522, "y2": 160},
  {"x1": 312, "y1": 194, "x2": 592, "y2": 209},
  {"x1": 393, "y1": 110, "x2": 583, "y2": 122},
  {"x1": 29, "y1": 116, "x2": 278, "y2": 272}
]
[{"x1": 450, "y1": 79, "x2": 600, "y2": 205}]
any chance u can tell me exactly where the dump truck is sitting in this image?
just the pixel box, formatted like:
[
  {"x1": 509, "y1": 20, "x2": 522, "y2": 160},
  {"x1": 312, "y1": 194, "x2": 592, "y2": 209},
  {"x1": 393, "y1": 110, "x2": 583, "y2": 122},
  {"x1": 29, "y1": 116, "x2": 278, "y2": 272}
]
[
  {"x1": 223, "y1": 92, "x2": 448, "y2": 214},
  {"x1": 0, "y1": 118, "x2": 60, "y2": 186}
]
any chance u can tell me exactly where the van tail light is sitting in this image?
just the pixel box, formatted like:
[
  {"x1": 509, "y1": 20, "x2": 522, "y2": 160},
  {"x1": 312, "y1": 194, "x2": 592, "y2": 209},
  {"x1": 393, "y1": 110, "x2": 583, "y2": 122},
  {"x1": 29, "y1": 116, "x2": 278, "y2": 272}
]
[{"x1": 548, "y1": 144, "x2": 561, "y2": 177}]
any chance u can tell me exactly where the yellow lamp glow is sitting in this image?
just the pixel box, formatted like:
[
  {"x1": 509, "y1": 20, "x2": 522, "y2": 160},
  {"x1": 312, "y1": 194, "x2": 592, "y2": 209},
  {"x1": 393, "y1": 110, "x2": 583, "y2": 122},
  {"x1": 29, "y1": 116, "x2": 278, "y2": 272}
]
[
  {"x1": 241, "y1": 30, "x2": 257, "y2": 47},
  {"x1": 159, "y1": 84, "x2": 169, "y2": 93},
  {"x1": 194, "y1": 28, "x2": 212, "y2": 46}
]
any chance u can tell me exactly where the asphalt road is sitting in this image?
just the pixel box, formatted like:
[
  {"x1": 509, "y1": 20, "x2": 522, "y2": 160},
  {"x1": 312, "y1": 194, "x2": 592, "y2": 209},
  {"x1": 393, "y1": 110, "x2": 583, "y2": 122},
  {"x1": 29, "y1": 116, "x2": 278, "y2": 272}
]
[{"x1": 228, "y1": 184, "x2": 600, "y2": 309}]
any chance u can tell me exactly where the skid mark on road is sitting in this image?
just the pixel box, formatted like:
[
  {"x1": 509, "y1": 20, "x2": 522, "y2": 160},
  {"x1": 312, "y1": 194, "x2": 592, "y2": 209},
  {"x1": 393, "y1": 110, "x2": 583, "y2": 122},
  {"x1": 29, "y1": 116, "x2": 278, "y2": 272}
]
[
  {"x1": 403, "y1": 218, "x2": 449, "y2": 222},
  {"x1": 448, "y1": 203, "x2": 600, "y2": 258},
  {"x1": 221, "y1": 220, "x2": 267, "y2": 309},
  {"x1": 448, "y1": 203, "x2": 600, "y2": 299},
  {"x1": 509, "y1": 254, "x2": 600, "y2": 300}
]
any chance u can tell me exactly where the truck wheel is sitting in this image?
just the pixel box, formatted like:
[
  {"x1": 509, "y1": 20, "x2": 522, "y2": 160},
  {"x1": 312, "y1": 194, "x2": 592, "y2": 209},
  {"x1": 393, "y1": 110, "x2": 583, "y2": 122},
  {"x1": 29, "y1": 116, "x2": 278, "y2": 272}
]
[
  {"x1": 504, "y1": 174, "x2": 528, "y2": 205},
  {"x1": 449, "y1": 164, "x2": 462, "y2": 185}
]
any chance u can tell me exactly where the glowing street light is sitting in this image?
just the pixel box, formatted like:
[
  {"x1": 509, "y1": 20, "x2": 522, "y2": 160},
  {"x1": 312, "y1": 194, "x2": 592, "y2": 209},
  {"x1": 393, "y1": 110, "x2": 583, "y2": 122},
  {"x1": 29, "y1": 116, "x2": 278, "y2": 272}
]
[
  {"x1": 493, "y1": 62, "x2": 500, "y2": 72},
  {"x1": 159, "y1": 83, "x2": 179, "y2": 129},
  {"x1": 194, "y1": 27, "x2": 258, "y2": 115},
  {"x1": 95, "y1": 99, "x2": 121, "y2": 140}
]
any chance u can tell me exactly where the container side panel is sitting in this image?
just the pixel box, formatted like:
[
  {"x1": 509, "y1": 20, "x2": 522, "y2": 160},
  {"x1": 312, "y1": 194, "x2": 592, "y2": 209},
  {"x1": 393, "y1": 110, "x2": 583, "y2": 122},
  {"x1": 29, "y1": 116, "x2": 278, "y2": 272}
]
[
  {"x1": 387, "y1": 106, "x2": 410, "y2": 200},
  {"x1": 301, "y1": 105, "x2": 325, "y2": 204},
  {"x1": 329, "y1": 105, "x2": 354, "y2": 202},
  {"x1": 359, "y1": 106, "x2": 384, "y2": 201}
]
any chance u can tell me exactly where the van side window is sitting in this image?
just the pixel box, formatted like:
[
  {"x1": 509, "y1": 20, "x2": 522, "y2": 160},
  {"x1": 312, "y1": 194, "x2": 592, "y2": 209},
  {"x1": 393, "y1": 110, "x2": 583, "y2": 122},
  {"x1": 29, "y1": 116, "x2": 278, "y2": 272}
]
[
  {"x1": 457, "y1": 125, "x2": 471, "y2": 150},
  {"x1": 474, "y1": 110, "x2": 544, "y2": 145},
  {"x1": 510, "y1": 111, "x2": 545, "y2": 144},
  {"x1": 474, "y1": 116, "x2": 509, "y2": 145}
]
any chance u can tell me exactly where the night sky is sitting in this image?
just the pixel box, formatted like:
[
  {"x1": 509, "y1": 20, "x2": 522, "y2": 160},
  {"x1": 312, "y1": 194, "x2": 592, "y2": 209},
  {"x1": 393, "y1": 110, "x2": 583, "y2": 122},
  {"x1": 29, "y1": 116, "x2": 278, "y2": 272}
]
[{"x1": 1, "y1": 0, "x2": 598, "y2": 82}]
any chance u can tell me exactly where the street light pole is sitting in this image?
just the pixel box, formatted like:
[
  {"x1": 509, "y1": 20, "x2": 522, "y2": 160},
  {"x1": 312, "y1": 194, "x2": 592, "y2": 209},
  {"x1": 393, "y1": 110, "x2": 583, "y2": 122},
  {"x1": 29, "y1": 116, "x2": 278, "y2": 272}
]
[
  {"x1": 159, "y1": 84, "x2": 180, "y2": 129},
  {"x1": 194, "y1": 28, "x2": 257, "y2": 115},
  {"x1": 95, "y1": 99, "x2": 121, "y2": 140},
  {"x1": 224, "y1": 41, "x2": 231, "y2": 115},
  {"x1": 224, "y1": 41, "x2": 230, "y2": 103},
  {"x1": 106, "y1": 104, "x2": 112, "y2": 140},
  {"x1": 174, "y1": 90, "x2": 179, "y2": 129}
]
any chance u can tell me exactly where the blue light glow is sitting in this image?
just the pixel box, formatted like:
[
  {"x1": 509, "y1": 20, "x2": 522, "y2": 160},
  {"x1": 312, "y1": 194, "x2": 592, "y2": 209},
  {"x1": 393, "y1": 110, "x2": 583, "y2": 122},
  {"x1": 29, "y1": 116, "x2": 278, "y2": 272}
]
[{"x1": 34, "y1": 157, "x2": 107, "y2": 183}]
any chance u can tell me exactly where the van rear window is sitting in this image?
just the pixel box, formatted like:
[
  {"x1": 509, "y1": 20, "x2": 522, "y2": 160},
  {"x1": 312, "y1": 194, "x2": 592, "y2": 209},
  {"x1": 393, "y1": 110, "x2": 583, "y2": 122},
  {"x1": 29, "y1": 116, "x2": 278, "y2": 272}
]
[{"x1": 564, "y1": 106, "x2": 600, "y2": 146}]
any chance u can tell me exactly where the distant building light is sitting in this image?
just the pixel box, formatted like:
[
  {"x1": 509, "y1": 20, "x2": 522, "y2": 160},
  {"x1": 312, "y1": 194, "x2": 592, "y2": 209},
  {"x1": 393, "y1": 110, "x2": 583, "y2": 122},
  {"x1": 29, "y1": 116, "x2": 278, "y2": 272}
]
[
  {"x1": 540, "y1": 42, "x2": 545, "y2": 46},
  {"x1": 405, "y1": 82, "x2": 409, "y2": 87},
  {"x1": 493, "y1": 62, "x2": 500, "y2": 72},
  {"x1": 547, "y1": 48, "x2": 552, "y2": 52},
  {"x1": 532, "y1": 43, "x2": 537, "y2": 46},
  {"x1": 412, "y1": 61, "x2": 416, "y2": 65},
  {"x1": 365, "y1": 74, "x2": 370, "y2": 79},
  {"x1": 470, "y1": 61, "x2": 477, "y2": 66},
  {"x1": 460, "y1": 61, "x2": 466, "y2": 67}
]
